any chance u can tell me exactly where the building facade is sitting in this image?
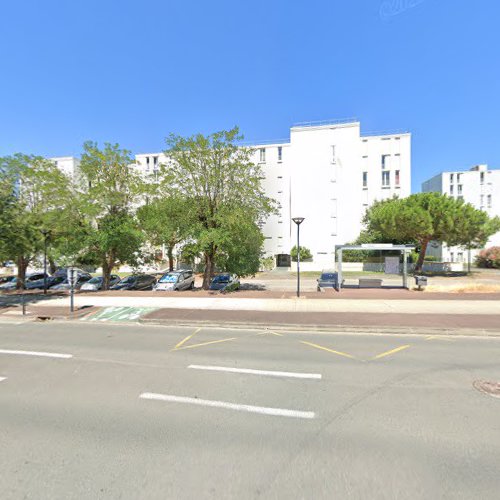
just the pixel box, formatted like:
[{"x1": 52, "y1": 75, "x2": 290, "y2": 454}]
[
  {"x1": 51, "y1": 119, "x2": 412, "y2": 270},
  {"x1": 248, "y1": 120, "x2": 411, "y2": 268},
  {"x1": 422, "y1": 164, "x2": 500, "y2": 262}
]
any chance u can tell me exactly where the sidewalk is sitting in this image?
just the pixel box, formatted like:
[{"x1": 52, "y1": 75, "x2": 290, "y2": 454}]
[{"x1": 22, "y1": 294, "x2": 500, "y2": 315}]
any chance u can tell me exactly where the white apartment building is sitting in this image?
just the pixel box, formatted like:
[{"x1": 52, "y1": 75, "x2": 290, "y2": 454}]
[
  {"x1": 422, "y1": 164, "x2": 500, "y2": 263},
  {"x1": 52, "y1": 119, "x2": 412, "y2": 270},
  {"x1": 51, "y1": 156, "x2": 80, "y2": 181}
]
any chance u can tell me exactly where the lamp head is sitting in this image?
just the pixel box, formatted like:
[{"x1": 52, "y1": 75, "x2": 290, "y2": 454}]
[{"x1": 292, "y1": 217, "x2": 305, "y2": 226}]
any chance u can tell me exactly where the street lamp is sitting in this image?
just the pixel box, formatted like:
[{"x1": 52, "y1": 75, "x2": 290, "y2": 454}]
[
  {"x1": 292, "y1": 217, "x2": 305, "y2": 298},
  {"x1": 41, "y1": 229, "x2": 49, "y2": 294}
]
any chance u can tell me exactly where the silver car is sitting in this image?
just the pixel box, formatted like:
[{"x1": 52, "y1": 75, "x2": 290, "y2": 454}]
[
  {"x1": 80, "y1": 275, "x2": 121, "y2": 291},
  {"x1": 154, "y1": 270, "x2": 195, "y2": 291}
]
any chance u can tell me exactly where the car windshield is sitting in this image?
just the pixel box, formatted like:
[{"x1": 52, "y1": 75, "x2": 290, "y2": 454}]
[
  {"x1": 321, "y1": 273, "x2": 336, "y2": 280},
  {"x1": 88, "y1": 277, "x2": 103, "y2": 284},
  {"x1": 212, "y1": 275, "x2": 230, "y2": 283},
  {"x1": 159, "y1": 274, "x2": 179, "y2": 283},
  {"x1": 120, "y1": 276, "x2": 137, "y2": 284}
]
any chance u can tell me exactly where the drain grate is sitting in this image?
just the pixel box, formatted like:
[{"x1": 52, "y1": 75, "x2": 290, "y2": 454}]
[{"x1": 473, "y1": 380, "x2": 500, "y2": 399}]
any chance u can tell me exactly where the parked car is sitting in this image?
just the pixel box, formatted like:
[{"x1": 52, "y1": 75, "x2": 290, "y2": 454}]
[
  {"x1": 50, "y1": 273, "x2": 93, "y2": 291},
  {"x1": 0, "y1": 273, "x2": 48, "y2": 291},
  {"x1": 209, "y1": 273, "x2": 240, "y2": 292},
  {"x1": 80, "y1": 275, "x2": 121, "y2": 291},
  {"x1": 52, "y1": 267, "x2": 88, "y2": 278},
  {"x1": 0, "y1": 275, "x2": 16, "y2": 285},
  {"x1": 25, "y1": 275, "x2": 66, "y2": 290},
  {"x1": 154, "y1": 270, "x2": 195, "y2": 291},
  {"x1": 316, "y1": 271, "x2": 341, "y2": 291},
  {"x1": 111, "y1": 274, "x2": 157, "y2": 291}
]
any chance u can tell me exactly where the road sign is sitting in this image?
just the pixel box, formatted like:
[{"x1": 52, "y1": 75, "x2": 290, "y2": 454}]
[{"x1": 68, "y1": 267, "x2": 78, "y2": 287}]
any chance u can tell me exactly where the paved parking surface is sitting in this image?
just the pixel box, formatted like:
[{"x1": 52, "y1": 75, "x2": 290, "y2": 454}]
[{"x1": 1, "y1": 321, "x2": 500, "y2": 499}]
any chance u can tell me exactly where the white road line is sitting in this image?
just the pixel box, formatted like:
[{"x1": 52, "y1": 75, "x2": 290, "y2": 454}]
[
  {"x1": 0, "y1": 377, "x2": 6, "y2": 382},
  {"x1": 0, "y1": 349, "x2": 73, "y2": 359},
  {"x1": 139, "y1": 393, "x2": 315, "y2": 419},
  {"x1": 188, "y1": 364, "x2": 321, "y2": 380}
]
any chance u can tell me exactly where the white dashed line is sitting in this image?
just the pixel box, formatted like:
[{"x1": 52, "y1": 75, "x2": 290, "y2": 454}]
[
  {"x1": 139, "y1": 393, "x2": 315, "y2": 419},
  {"x1": 188, "y1": 364, "x2": 321, "y2": 380},
  {"x1": 0, "y1": 349, "x2": 73, "y2": 359}
]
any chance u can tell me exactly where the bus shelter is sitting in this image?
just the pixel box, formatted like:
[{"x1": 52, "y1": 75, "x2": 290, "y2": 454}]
[{"x1": 335, "y1": 244, "x2": 415, "y2": 292}]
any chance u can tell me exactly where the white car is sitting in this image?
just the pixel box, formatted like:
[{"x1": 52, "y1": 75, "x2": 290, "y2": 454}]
[{"x1": 154, "y1": 270, "x2": 195, "y2": 291}]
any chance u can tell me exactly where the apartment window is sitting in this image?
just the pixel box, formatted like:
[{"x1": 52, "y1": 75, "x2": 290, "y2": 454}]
[
  {"x1": 153, "y1": 156, "x2": 158, "y2": 167},
  {"x1": 382, "y1": 170, "x2": 390, "y2": 187},
  {"x1": 381, "y1": 155, "x2": 390, "y2": 169},
  {"x1": 450, "y1": 252, "x2": 454, "y2": 262},
  {"x1": 457, "y1": 184, "x2": 463, "y2": 195},
  {"x1": 277, "y1": 146, "x2": 282, "y2": 162},
  {"x1": 395, "y1": 170, "x2": 400, "y2": 186},
  {"x1": 362, "y1": 172, "x2": 368, "y2": 188},
  {"x1": 480, "y1": 172, "x2": 485, "y2": 184},
  {"x1": 259, "y1": 148, "x2": 266, "y2": 162},
  {"x1": 457, "y1": 174, "x2": 462, "y2": 183},
  {"x1": 480, "y1": 194, "x2": 484, "y2": 207},
  {"x1": 331, "y1": 145, "x2": 336, "y2": 163},
  {"x1": 450, "y1": 173, "x2": 454, "y2": 183},
  {"x1": 450, "y1": 185, "x2": 454, "y2": 195},
  {"x1": 487, "y1": 194, "x2": 492, "y2": 208},
  {"x1": 457, "y1": 252, "x2": 463, "y2": 263},
  {"x1": 146, "y1": 157, "x2": 150, "y2": 170}
]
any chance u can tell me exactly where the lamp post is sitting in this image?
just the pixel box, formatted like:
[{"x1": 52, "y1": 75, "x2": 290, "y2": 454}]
[
  {"x1": 41, "y1": 229, "x2": 49, "y2": 295},
  {"x1": 292, "y1": 217, "x2": 305, "y2": 298}
]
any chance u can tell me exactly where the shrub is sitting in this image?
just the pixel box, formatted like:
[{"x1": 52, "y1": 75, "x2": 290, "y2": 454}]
[
  {"x1": 260, "y1": 256, "x2": 275, "y2": 271},
  {"x1": 290, "y1": 245, "x2": 312, "y2": 262},
  {"x1": 475, "y1": 247, "x2": 500, "y2": 268}
]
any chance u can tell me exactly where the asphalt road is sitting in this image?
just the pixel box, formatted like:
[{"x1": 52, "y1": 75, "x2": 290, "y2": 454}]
[{"x1": 1, "y1": 321, "x2": 500, "y2": 499}]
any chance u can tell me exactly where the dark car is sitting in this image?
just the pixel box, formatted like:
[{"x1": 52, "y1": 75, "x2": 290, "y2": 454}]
[
  {"x1": 50, "y1": 273, "x2": 93, "y2": 290},
  {"x1": 25, "y1": 275, "x2": 66, "y2": 290},
  {"x1": 1, "y1": 272, "x2": 49, "y2": 291},
  {"x1": 317, "y1": 271, "x2": 341, "y2": 291},
  {"x1": 111, "y1": 274, "x2": 157, "y2": 291},
  {"x1": 209, "y1": 273, "x2": 240, "y2": 292}
]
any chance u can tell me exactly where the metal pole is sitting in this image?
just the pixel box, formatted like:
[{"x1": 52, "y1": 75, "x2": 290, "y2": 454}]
[
  {"x1": 468, "y1": 245, "x2": 471, "y2": 274},
  {"x1": 296, "y1": 223, "x2": 300, "y2": 298},
  {"x1": 43, "y1": 232, "x2": 48, "y2": 295},
  {"x1": 402, "y1": 250, "x2": 408, "y2": 289},
  {"x1": 337, "y1": 248, "x2": 343, "y2": 292}
]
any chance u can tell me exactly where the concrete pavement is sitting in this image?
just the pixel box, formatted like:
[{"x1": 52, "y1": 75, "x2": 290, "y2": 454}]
[{"x1": 1, "y1": 321, "x2": 500, "y2": 499}]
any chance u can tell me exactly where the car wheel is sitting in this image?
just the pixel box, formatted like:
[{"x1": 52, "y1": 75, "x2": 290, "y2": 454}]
[{"x1": 189, "y1": 281, "x2": 194, "y2": 290}]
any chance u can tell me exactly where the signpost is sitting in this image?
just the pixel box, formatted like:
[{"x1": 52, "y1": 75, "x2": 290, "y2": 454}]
[{"x1": 68, "y1": 267, "x2": 78, "y2": 313}]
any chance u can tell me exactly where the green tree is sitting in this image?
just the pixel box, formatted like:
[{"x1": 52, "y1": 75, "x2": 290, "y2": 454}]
[
  {"x1": 290, "y1": 245, "x2": 313, "y2": 262},
  {"x1": 0, "y1": 154, "x2": 74, "y2": 288},
  {"x1": 78, "y1": 142, "x2": 146, "y2": 289},
  {"x1": 362, "y1": 193, "x2": 500, "y2": 272},
  {"x1": 137, "y1": 196, "x2": 194, "y2": 271},
  {"x1": 162, "y1": 128, "x2": 275, "y2": 288}
]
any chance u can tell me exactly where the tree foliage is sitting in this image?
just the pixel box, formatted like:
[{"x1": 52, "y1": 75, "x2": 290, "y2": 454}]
[
  {"x1": 0, "y1": 154, "x2": 75, "y2": 287},
  {"x1": 78, "y1": 142, "x2": 146, "y2": 288},
  {"x1": 290, "y1": 245, "x2": 313, "y2": 262},
  {"x1": 162, "y1": 128, "x2": 275, "y2": 288},
  {"x1": 362, "y1": 193, "x2": 500, "y2": 271}
]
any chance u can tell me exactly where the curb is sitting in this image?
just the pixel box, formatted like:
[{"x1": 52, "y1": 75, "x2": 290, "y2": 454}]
[{"x1": 137, "y1": 317, "x2": 500, "y2": 337}]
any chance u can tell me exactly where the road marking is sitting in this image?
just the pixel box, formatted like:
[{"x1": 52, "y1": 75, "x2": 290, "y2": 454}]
[
  {"x1": 372, "y1": 344, "x2": 411, "y2": 360},
  {"x1": 426, "y1": 335, "x2": 454, "y2": 342},
  {"x1": 173, "y1": 327, "x2": 202, "y2": 350},
  {"x1": 188, "y1": 364, "x2": 322, "y2": 380},
  {"x1": 0, "y1": 377, "x2": 6, "y2": 382},
  {"x1": 139, "y1": 393, "x2": 315, "y2": 419},
  {"x1": 175, "y1": 338, "x2": 237, "y2": 351},
  {"x1": 300, "y1": 341, "x2": 356, "y2": 360},
  {"x1": 268, "y1": 330, "x2": 283, "y2": 337},
  {"x1": 0, "y1": 349, "x2": 73, "y2": 359}
]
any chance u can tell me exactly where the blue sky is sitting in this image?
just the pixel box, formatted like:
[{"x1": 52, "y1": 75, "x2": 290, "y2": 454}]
[{"x1": 1, "y1": 0, "x2": 499, "y2": 192}]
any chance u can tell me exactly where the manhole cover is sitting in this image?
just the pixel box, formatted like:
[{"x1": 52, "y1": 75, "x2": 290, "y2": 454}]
[{"x1": 473, "y1": 380, "x2": 500, "y2": 399}]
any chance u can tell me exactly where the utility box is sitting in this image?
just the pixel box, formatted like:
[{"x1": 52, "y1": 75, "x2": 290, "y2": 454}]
[
  {"x1": 276, "y1": 254, "x2": 291, "y2": 268},
  {"x1": 415, "y1": 275, "x2": 428, "y2": 290}
]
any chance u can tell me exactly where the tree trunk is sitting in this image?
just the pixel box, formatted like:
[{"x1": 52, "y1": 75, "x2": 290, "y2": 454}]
[
  {"x1": 202, "y1": 251, "x2": 216, "y2": 290},
  {"x1": 102, "y1": 253, "x2": 115, "y2": 291},
  {"x1": 167, "y1": 245, "x2": 174, "y2": 272},
  {"x1": 48, "y1": 257, "x2": 57, "y2": 275},
  {"x1": 16, "y1": 256, "x2": 29, "y2": 290},
  {"x1": 415, "y1": 239, "x2": 429, "y2": 273}
]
